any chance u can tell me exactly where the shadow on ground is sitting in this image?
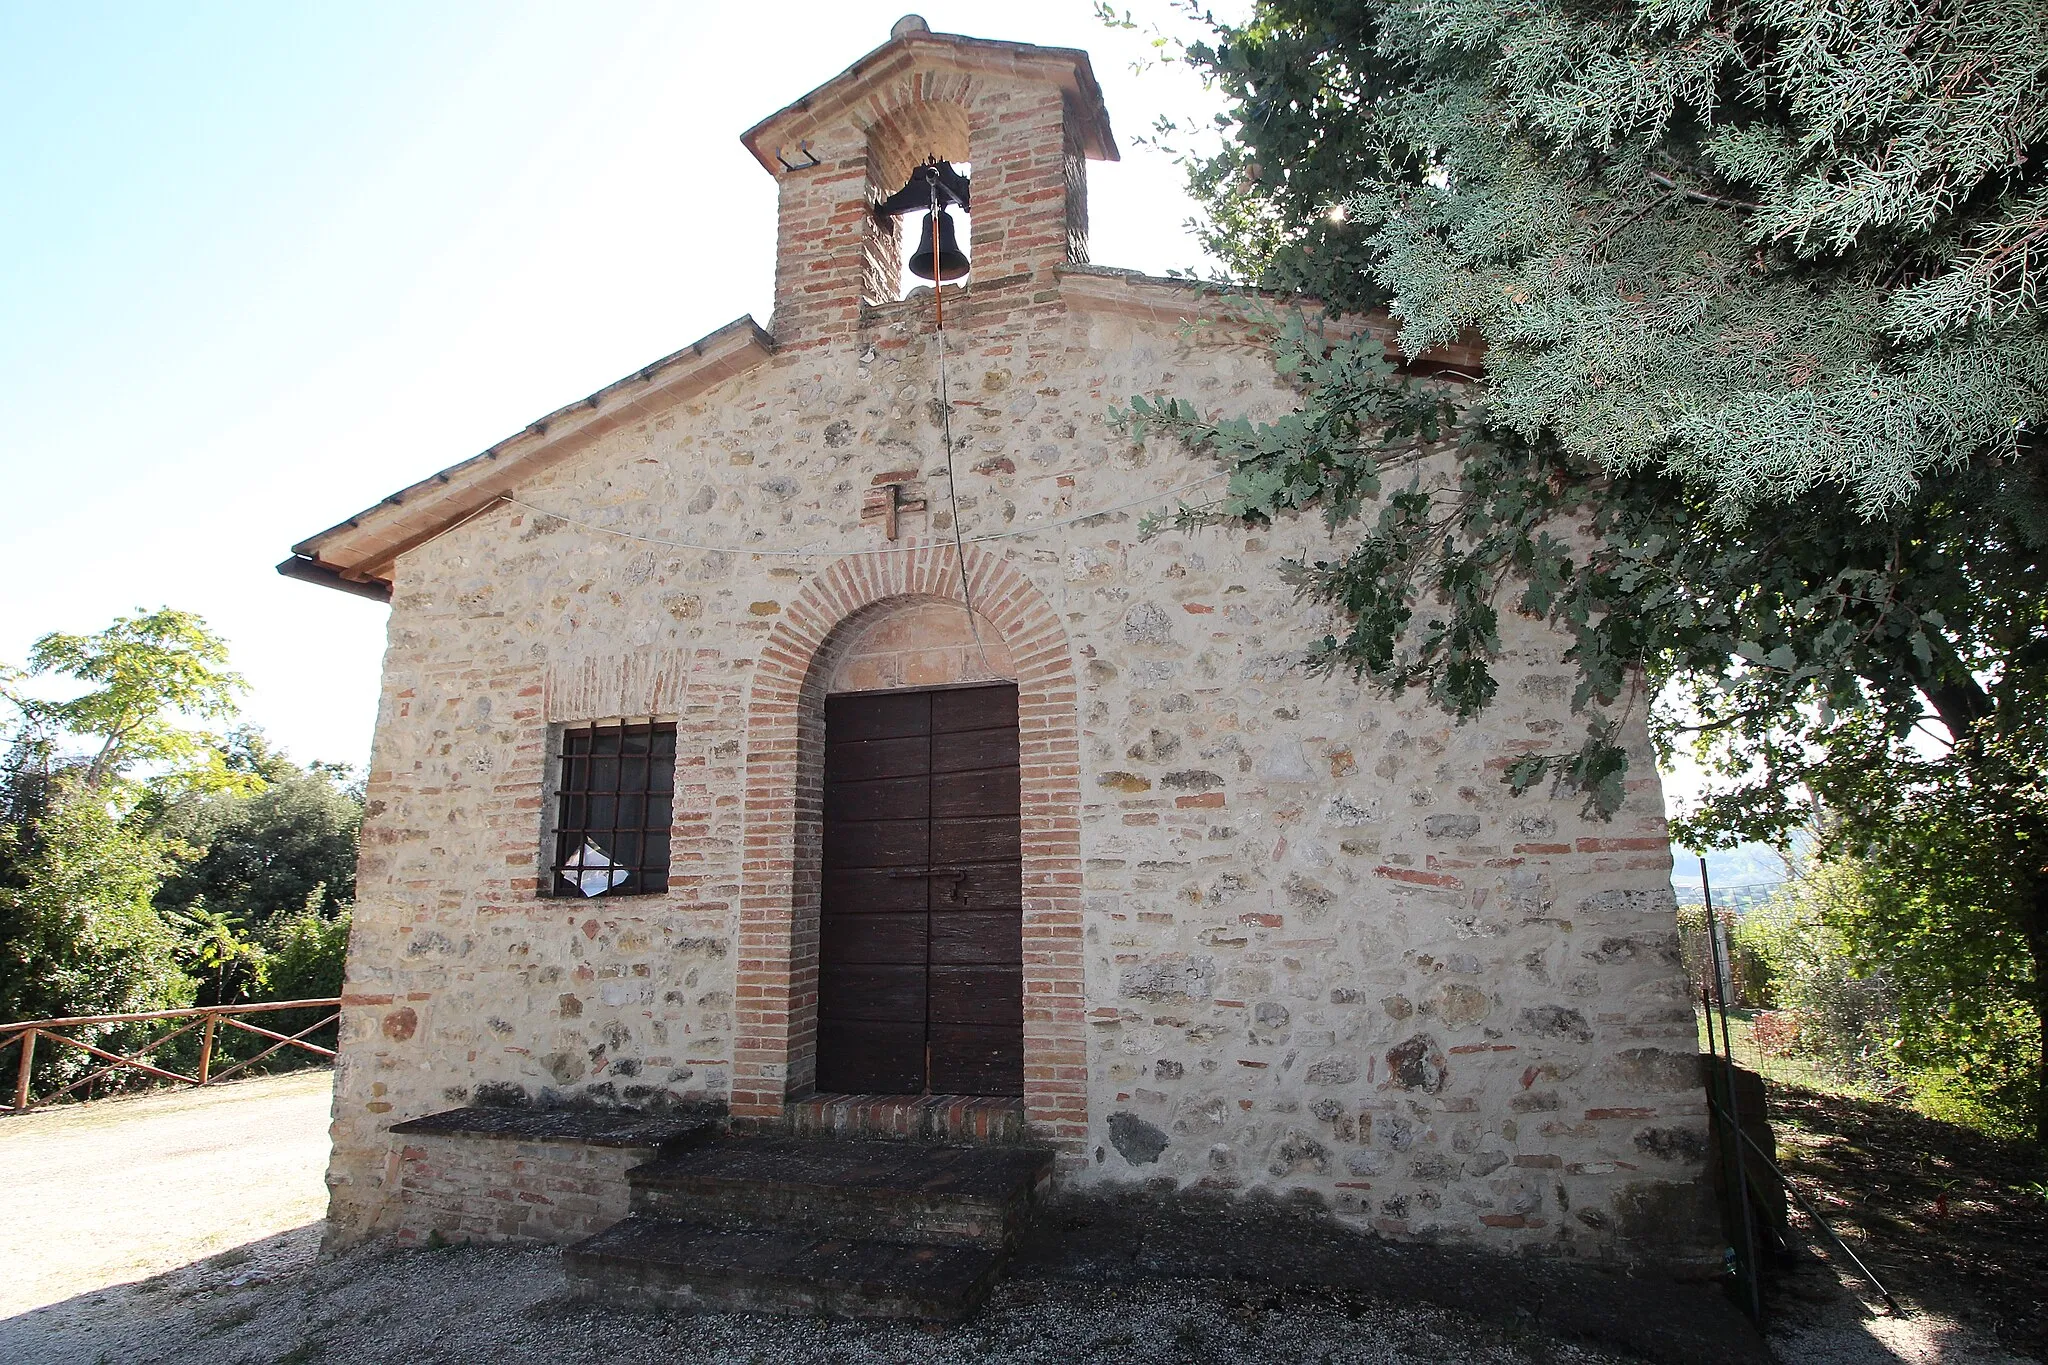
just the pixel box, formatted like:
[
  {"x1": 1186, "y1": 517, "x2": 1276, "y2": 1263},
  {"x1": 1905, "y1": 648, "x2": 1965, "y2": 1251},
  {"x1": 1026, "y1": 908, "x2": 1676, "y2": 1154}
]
[
  {"x1": 1762, "y1": 1083, "x2": 2047, "y2": 1363},
  {"x1": 1012, "y1": 1190, "x2": 1766, "y2": 1365},
  {"x1": 0, "y1": 1223, "x2": 325, "y2": 1365},
  {"x1": 1, "y1": 1195, "x2": 1769, "y2": 1365}
]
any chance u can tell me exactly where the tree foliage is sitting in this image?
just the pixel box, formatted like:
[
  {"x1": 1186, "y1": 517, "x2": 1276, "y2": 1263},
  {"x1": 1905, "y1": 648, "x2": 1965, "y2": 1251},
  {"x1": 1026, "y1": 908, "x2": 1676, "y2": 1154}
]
[
  {"x1": 151, "y1": 728, "x2": 361, "y2": 928},
  {"x1": 1118, "y1": 0, "x2": 2048, "y2": 1136},
  {"x1": 0, "y1": 771, "x2": 189, "y2": 1026},
  {"x1": 260, "y1": 899, "x2": 353, "y2": 1004},
  {"x1": 1158, "y1": 0, "x2": 2047, "y2": 514},
  {"x1": 1821, "y1": 727, "x2": 2047, "y2": 1136},
  {"x1": 0, "y1": 610, "x2": 359, "y2": 1093},
  {"x1": 5, "y1": 608, "x2": 244, "y2": 792}
]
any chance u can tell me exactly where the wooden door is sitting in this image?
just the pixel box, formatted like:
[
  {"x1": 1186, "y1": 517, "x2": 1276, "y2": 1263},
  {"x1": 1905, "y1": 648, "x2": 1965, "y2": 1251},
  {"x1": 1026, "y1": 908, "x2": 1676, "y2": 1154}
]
[{"x1": 817, "y1": 684, "x2": 1022, "y2": 1097}]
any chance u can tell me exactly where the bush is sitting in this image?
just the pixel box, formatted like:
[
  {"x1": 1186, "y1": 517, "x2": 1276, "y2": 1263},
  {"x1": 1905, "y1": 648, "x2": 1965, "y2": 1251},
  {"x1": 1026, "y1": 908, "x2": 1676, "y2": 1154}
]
[
  {"x1": 0, "y1": 784, "x2": 192, "y2": 1026},
  {"x1": 261, "y1": 899, "x2": 351, "y2": 1002},
  {"x1": 1743, "y1": 867, "x2": 1904, "y2": 1088},
  {"x1": 1713, "y1": 856, "x2": 2041, "y2": 1139}
]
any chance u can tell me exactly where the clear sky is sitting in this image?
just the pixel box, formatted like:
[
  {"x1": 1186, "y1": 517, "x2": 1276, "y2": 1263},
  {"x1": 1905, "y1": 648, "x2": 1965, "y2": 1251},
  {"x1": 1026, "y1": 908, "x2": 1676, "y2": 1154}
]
[{"x1": 0, "y1": 1, "x2": 1231, "y2": 771}]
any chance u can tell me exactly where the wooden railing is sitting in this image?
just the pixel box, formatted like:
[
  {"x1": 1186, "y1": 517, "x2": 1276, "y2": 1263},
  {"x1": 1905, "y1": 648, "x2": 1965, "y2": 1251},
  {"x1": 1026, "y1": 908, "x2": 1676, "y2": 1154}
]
[{"x1": 0, "y1": 999, "x2": 341, "y2": 1112}]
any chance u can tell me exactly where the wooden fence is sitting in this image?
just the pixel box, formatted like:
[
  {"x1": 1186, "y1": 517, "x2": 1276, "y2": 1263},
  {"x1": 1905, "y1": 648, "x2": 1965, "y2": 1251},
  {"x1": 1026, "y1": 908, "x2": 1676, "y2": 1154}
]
[{"x1": 0, "y1": 999, "x2": 342, "y2": 1112}]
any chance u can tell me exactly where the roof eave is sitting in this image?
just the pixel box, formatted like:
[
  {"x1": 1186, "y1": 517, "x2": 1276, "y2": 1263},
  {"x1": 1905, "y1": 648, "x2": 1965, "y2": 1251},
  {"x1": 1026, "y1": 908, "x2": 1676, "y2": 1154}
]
[{"x1": 285, "y1": 315, "x2": 776, "y2": 594}]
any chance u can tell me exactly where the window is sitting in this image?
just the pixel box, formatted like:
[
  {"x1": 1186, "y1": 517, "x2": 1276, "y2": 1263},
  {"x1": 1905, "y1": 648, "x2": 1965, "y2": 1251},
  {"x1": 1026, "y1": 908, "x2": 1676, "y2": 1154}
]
[{"x1": 548, "y1": 721, "x2": 675, "y2": 897}]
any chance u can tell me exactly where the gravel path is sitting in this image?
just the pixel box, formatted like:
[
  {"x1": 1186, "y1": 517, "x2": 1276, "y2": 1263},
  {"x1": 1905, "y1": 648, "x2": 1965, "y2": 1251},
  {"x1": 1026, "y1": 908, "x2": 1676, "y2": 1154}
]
[
  {"x1": 0, "y1": 1069, "x2": 333, "y2": 1319},
  {"x1": 4, "y1": 1234, "x2": 1640, "y2": 1365}
]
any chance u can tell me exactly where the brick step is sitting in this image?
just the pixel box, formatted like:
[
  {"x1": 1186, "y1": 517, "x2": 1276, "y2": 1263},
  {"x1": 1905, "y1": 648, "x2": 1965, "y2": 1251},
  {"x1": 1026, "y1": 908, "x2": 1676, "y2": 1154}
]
[
  {"x1": 787, "y1": 1093, "x2": 1027, "y2": 1144},
  {"x1": 626, "y1": 1134, "x2": 1053, "y2": 1248},
  {"x1": 564, "y1": 1216, "x2": 1005, "y2": 1321}
]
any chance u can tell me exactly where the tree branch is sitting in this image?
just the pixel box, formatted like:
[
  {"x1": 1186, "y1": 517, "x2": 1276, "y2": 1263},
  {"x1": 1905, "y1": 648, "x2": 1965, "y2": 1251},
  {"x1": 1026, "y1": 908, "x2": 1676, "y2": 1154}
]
[{"x1": 1645, "y1": 170, "x2": 1762, "y2": 213}]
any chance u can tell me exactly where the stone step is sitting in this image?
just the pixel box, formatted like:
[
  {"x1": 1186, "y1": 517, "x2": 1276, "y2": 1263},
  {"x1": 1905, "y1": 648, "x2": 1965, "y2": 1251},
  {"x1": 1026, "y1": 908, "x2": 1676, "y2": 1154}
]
[
  {"x1": 627, "y1": 1134, "x2": 1053, "y2": 1248},
  {"x1": 564, "y1": 1216, "x2": 1005, "y2": 1321}
]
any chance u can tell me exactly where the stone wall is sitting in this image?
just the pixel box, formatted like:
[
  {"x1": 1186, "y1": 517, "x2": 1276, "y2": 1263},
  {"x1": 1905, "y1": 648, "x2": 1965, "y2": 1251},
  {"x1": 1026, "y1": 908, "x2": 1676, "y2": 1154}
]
[{"x1": 326, "y1": 266, "x2": 1709, "y2": 1262}]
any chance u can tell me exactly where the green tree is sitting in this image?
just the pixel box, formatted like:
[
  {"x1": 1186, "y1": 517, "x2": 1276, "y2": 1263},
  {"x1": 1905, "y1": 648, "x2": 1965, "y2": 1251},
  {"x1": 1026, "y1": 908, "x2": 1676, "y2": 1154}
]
[
  {"x1": 1732, "y1": 862, "x2": 1905, "y2": 1091},
  {"x1": 0, "y1": 780, "x2": 191, "y2": 1027},
  {"x1": 260, "y1": 896, "x2": 352, "y2": 1003},
  {"x1": 0, "y1": 608, "x2": 245, "y2": 1034},
  {"x1": 164, "y1": 901, "x2": 267, "y2": 1008},
  {"x1": 1824, "y1": 728, "x2": 2046, "y2": 1136},
  {"x1": 1116, "y1": 0, "x2": 2047, "y2": 1136},
  {"x1": 7, "y1": 608, "x2": 245, "y2": 793},
  {"x1": 151, "y1": 729, "x2": 361, "y2": 928}
]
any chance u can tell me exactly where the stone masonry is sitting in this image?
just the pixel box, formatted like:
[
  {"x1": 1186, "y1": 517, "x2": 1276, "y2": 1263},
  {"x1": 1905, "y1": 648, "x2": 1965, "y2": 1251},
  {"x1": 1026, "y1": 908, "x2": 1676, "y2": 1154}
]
[{"x1": 292, "y1": 21, "x2": 1712, "y2": 1264}]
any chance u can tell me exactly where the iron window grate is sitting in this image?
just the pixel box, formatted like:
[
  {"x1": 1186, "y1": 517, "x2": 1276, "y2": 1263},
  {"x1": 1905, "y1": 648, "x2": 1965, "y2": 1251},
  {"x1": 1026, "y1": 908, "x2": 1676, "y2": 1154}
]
[{"x1": 549, "y1": 720, "x2": 675, "y2": 897}]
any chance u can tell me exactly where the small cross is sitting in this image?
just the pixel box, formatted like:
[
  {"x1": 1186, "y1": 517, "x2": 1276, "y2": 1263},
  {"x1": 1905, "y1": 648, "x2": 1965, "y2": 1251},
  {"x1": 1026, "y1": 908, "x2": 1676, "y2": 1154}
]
[{"x1": 863, "y1": 481, "x2": 927, "y2": 541}]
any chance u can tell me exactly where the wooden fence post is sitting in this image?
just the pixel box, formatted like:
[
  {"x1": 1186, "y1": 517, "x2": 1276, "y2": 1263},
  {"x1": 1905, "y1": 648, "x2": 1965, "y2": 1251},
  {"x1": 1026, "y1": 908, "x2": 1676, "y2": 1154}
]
[
  {"x1": 198, "y1": 1012, "x2": 218, "y2": 1086},
  {"x1": 13, "y1": 1029, "x2": 35, "y2": 1111}
]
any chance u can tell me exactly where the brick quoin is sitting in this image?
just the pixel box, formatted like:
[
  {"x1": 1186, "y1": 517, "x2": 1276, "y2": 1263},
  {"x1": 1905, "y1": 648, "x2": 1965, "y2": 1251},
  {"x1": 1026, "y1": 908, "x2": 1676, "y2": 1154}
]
[{"x1": 733, "y1": 543, "x2": 1085, "y2": 1155}]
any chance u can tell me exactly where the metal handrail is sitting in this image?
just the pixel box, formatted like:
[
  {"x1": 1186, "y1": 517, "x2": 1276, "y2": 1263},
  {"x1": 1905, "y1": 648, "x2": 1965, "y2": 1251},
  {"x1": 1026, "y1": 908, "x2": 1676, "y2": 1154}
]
[{"x1": 0, "y1": 998, "x2": 341, "y2": 1112}]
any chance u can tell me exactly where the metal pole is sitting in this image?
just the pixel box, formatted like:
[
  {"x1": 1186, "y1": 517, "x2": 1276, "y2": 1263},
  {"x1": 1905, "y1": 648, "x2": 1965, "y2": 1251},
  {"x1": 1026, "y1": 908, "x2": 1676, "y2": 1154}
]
[
  {"x1": 1710, "y1": 1100, "x2": 1904, "y2": 1315},
  {"x1": 1703, "y1": 856, "x2": 1764, "y2": 1323}
]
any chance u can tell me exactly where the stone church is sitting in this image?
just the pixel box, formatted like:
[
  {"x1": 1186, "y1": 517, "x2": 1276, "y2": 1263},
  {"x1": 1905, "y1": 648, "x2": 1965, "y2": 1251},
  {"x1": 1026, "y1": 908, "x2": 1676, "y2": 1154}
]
[{"x1": 284, "y1": 18, "x2": 1711, "y2": 1313}]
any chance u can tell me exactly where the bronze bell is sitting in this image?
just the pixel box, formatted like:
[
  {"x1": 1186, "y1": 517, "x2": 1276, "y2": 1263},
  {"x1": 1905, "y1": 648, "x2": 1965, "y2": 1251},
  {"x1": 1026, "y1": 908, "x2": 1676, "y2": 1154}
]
[{"x1": 907, "y1": 209, "x2": 969, "y2": 281}]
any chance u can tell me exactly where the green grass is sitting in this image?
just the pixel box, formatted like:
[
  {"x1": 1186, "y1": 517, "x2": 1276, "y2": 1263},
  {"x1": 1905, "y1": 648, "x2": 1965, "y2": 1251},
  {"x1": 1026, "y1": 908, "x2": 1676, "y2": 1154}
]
[{"x1": 1696, "y1": 1006, "x2": 1889, "y2": 1099}]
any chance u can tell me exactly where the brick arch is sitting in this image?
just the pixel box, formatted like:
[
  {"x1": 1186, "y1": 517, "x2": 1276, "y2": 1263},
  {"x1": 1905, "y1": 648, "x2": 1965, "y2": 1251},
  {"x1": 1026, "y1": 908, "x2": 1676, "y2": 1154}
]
[
  {"x1": 857, "y1": 88, "x2": 975, "y2": 306},
  {"x1": 732, "y1": 544, "x2": 1085, "y2": 1155},
  {"x1": 862, "y1": 96, "x2": 972, "y2": 207}
]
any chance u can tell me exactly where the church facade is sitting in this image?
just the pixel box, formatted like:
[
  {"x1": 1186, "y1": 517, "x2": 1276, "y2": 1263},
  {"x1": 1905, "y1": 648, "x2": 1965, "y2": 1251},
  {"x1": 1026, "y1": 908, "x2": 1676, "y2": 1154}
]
[{"x1": 287, "y1": 19, "x2": 1711, "y2": 1264}]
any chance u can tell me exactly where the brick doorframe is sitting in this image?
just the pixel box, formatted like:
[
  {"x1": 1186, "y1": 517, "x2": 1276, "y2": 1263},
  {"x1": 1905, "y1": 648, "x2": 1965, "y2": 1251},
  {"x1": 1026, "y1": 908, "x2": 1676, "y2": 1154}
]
[{"x1": 731, "y1": 544, "x2": 1085, "y2": 1156}]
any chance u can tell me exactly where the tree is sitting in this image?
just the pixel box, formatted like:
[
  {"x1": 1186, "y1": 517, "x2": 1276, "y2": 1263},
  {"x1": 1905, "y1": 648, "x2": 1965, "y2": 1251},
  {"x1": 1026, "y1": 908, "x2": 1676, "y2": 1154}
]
[
  {"x1": 1821, "y1": 726, "x2": 2045, "y2": 1136},
  {"x1": 150, "y1": 728, "x2": 362, "y2": 927},
  {"x1": 260, "y1": 897, "x2": 352, "y2": 1004},
  {"x1": 0, "y1": 609, "x2": 244, "y2": 1031},
  {"x1": 5, "y1": 608, "x2": 244, "y2": 794},
  {"x1": 1117, "y1": 0, "x2": 2048, "y2": 1137},
  {"x1": 0, "y1": 781, "x2": 190, "y2": 1027}
]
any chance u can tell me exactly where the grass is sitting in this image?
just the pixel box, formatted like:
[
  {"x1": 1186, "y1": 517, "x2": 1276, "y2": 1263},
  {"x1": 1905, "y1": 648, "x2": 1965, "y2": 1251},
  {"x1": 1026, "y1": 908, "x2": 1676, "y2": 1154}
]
[{"x1": 1696, "y1": 1006, "x2": 1890, "y2": 1100}]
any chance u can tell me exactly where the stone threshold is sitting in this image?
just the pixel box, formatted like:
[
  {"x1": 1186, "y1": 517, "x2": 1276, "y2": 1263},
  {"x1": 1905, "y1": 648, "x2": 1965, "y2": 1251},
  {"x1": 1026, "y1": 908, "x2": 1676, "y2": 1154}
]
[
  {"x1": 784, "y1": 1093, "x2": 1026, "y2": 1144},
  {"x1": 390, "y1": 1103, "x2": 723, "y2": 1150}
]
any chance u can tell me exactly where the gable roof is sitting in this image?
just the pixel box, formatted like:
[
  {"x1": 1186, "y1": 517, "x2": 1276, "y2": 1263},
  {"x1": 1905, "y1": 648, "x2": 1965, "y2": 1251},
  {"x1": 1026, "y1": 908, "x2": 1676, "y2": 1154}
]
[
  {"x1": 279, "y1": 272, "x2": 1486, "y2": 602},
  {"x1": 278, "y1": 317, "x2": 775, "y2": 601},
  {"x1": 739, "y1": 24, "x2": 1118, "y2": 176}
]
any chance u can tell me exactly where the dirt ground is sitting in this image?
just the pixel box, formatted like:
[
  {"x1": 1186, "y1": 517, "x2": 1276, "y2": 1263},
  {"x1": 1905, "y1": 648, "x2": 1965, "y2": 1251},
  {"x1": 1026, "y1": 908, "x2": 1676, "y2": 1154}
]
[
  {"x1": 0, "y1": 1069, "x2": 2037, "y2": 1364},
  {"x1": 1759, "y1": 1084, "x2": 2047, "y2": 1363},
  {"x1": 0, "y1": 1069, "x2": 333, "y2": 1319}
]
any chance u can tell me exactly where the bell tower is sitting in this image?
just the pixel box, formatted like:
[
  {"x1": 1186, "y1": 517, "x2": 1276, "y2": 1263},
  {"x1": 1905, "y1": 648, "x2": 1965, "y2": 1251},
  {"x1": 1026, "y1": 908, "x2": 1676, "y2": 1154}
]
[{"x1": 741, "y1": 16, "x2": 1118, "y2": 348}]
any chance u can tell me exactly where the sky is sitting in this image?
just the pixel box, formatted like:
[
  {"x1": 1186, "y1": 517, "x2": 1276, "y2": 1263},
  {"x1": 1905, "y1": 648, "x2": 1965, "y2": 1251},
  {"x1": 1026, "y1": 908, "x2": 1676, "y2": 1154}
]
[{"x1": 0, "y1": 0, "x2": 1231, "y2": 771}]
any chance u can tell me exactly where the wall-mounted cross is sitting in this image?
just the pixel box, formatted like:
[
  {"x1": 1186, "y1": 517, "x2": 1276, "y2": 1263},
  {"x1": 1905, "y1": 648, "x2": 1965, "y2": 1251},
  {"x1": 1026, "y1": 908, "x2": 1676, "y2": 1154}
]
[{"x1": 862, "y1": 480, "x2": 927, "y2": 541}]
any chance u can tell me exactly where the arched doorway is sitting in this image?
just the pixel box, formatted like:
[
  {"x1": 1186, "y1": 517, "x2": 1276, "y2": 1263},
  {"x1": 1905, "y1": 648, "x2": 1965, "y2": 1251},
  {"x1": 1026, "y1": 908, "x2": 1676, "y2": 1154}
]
[
  {"x1": 731, "y1": 547, "x2": 1086, "y2": 1159},
  {"x1": 815, "y1": 598, "x2": 1022, "y2": 1096}
]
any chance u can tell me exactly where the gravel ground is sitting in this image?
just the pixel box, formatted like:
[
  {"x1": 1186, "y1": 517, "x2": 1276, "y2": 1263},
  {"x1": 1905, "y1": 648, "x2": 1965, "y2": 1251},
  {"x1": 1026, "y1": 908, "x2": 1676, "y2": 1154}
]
[
  {"x1": 2, "y1": 1231, "x2": 1641, "y2": 1365},
  {"x1": 0, "y1": 1069, "x2": 332, "y2": 1319}
]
